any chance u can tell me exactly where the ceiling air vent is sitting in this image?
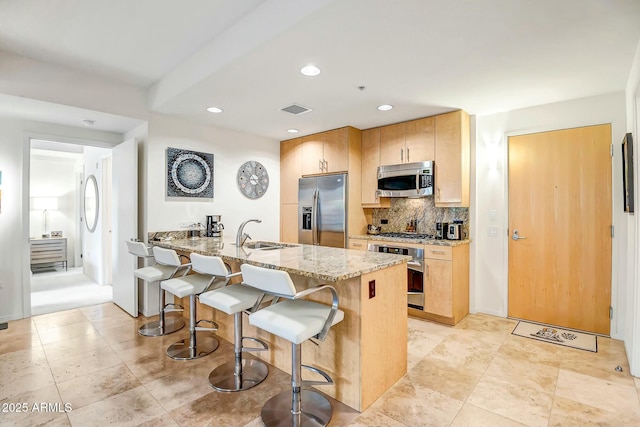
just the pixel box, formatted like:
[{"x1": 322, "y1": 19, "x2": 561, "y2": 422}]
[{"x1": 281, "y1": 104, "x2": 312, "y2": 115}]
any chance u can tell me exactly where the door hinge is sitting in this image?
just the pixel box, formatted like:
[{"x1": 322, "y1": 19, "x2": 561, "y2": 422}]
[
  {"x1": 611, "y1": 225, "x2": 614, "y2": 238},
  {"x1": 610, "y1": 144, "x2": 614, "y2": 157},
  {"x1": 610, "y1": 306, "x2": 613, "y2": 319}
]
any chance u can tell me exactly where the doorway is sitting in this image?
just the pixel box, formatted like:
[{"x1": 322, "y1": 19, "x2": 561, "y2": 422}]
[
  {"x1": 507, "y1": 124, "x2": 612, "y2": 335},
  {"x1": 29, "y1": 139, "x2": 113, "y2": 315}
]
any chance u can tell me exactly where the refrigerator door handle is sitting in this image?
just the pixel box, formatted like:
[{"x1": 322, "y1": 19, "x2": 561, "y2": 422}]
[{"x1": 312, "y1": 188, "x2": 319, "y2": 245}]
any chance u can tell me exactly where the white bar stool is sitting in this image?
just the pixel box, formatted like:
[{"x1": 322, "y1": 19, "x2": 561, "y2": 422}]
[
  {"x1": 160, "y1": 253, "x2": 233, "y2": 360},
  {"x1": 245, "y1": 264, "x2": 344, "y2": 427},
  {"x1": 199, "y1": 272, "x2": 269, "y2": 392},
  {"x1": 126, "y1": 242, "x2": 187, "y2": 337}
]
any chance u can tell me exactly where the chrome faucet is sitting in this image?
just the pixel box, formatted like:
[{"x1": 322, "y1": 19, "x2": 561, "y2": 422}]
[{"x1": 236, "y1": 219, "x2": 262, "y2": 247}]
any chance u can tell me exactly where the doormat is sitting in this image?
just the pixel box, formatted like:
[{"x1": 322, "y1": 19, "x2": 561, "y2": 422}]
[{"x1": 512, "y1": 321, "x2": 597, "y2": 352}]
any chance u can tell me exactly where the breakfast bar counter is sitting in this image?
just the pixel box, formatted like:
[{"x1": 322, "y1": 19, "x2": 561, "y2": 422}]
[{"x1": 153, "y1": 237, "x2": 410, "y2": 411}]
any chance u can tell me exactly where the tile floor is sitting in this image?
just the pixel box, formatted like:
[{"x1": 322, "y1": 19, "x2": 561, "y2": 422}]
[{"x1": 1, "y1": 304, "x2": 639, "y2": 427}]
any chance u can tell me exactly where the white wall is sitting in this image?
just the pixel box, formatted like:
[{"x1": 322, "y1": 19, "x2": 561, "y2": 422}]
[
  {"x1": 145, "y1": 114, "x2": 280, "y2": 243},
  {"x1": 624, "y1": 37, "x2": 640, "y2": 376},
  {"x1": 0, "y1": 118, "x2": 27, "y2": 323},
  {"x1": 0, "y1": 117, "x2": 124, "y2": 322},
  {"x1": 83, "y1": 146, "x2": 112, "y2": 285},
  {"x1": 30, "y1": 153, "x2": 82, "y2": 267},
  {"x1": 472, "y1": 92, "x2": 628, "y2": 339}
]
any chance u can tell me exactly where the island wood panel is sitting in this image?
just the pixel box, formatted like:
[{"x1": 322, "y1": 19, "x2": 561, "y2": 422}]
[
  {"x1": 360, "y1": 263, "x2": 407, "y2": 409},
  {"x1": 174, "y1": 252, "x2": 395, "y2": 411}
]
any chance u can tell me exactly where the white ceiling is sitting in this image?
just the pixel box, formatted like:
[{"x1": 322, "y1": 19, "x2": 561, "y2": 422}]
[{"x1": 1, "y1": 0, "x2": 639, "y2": 139}]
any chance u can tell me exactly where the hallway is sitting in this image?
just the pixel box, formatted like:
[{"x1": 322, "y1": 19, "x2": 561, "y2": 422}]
[{"x1": 31, "y1": 268, "x2": 112, "y2": 316}]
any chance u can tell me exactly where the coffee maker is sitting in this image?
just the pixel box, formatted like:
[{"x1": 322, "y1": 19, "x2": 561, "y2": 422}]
[
  {"x1": 435, "y1": 222, "x2": 448, "y2": 240},
  {"x1": 206, "y1": 215, "x2": 224, "y2": 237}
]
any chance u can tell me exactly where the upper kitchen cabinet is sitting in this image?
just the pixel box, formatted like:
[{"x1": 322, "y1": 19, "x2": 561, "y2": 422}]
[
  {"x1": 434, "y1": 110, "x2": 470, "y2": 207},
  {"x1": 280, "y1": 137, "x2": 301, "y2": 204},
  {"x1": 361, "y1": 128, "x2": 389, "y2": 207},
  {"x1": 281, "y1": 126, "x2": 367, "y2": 240},
  {"x1": 301, "y1": 127, "x2": 350, "y2": 175},
  {"x1": 405, "y1": 117, "x2": 435, "y2": 162},
  {"x1": 379, "y1": 117, "x2": 435, "y2": 166}
]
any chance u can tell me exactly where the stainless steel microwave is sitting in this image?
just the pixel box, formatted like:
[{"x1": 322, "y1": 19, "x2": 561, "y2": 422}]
[{"x1": 376, "y1": 161, "x2": 434, "y2": 198}]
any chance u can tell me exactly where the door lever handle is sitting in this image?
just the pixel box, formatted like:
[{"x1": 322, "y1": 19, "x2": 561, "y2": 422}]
[{"x1": 512, "y1": 229, "x2": 526, "y2": 240}]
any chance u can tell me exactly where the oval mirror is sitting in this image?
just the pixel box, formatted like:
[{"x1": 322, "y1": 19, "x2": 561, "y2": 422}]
[{"x1": 84, "y1": 175, "x2": 99, "y2": 232}]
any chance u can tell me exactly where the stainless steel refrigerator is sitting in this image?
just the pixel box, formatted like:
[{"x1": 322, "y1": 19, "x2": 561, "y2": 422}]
[{"x1": 298, "y1": 174, "x2": 348, "y2": 248}]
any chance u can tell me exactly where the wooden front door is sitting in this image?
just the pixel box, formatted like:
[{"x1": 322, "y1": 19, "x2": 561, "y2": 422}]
[{"x1": 508, "y1": 124, "x2": 612, "y2": 335}]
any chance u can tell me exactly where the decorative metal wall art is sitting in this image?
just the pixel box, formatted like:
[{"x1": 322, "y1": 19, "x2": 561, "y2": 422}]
[
  {"x1": 237, "y1": 161, "x2": 269, "y2": 199},
  {"x1": 167, "y1": 147, "x2": 214, "y2": 198}
]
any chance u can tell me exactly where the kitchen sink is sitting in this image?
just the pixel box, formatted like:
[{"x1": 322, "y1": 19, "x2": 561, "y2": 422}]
[{"x1": 243, "y1": 241, "x2": 291, "y2": 250}]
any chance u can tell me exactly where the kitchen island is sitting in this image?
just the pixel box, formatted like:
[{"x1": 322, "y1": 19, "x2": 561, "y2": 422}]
[{"x1": 152, "y1": 236, "x2": 410, "y2": 411}]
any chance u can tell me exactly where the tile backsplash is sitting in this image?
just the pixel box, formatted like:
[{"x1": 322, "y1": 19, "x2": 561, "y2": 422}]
[{"x1": 370, "y1": 198, "x2": 469, "y2": 236}]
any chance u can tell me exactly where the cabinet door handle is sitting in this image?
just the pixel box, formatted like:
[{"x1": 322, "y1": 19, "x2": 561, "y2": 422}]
[
  {"x1": 323, "y1": 159, "x2": 328, "y2": 172},
  {"x1": 431, "y1": 250, "x2": 446, "y2": 255},
  {"x1": 319, "y1": 159, "x2": 323, "y2": 172},
  {"x1": 407, "y1": 147, "x2": 410, "y2": 162},
  {"x1": 400, "y1": 148, "x2": 403, "y2": 162},
  {"x1": 352, "y1": 242, "x2": 363, "y2": 247}
]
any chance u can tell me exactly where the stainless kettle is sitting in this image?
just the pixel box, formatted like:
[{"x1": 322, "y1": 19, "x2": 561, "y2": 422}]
[
  {"x1": 367, "y1": 224, "x2": 381, "y2": 235},
  {"x1": 447, "y1": 222, "x2": 463, "y2": 240},
  {"x1": 211, "y1": 222, "x2": 224, "y2": 237}
]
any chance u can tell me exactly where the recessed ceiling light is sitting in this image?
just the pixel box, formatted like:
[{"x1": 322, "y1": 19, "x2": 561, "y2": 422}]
[
  {"x1": 82, "y1": 119, "x2": 95, "y2": 126},
  {"x1": 300, "y1": 65, "x2": 321, "y2": 77},
  {"x1": 377, "y1": 104, "x2": 394, "y2": 111},
  {"x1": 206, "y1": 106, "x2": 223, "y2": 113},
  {"x1": 287, "y1": 129, "x2": 299, "y2": 133}
]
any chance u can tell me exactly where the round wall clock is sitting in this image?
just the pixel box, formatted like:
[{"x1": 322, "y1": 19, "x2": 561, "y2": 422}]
[{"x1": 237, "y1": 161, "x2": 269, "y2": 199}]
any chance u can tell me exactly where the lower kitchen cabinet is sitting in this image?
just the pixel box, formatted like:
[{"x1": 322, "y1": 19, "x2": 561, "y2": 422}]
[
  {"x1": 411, "y1": 243, "x2": 469, "y2": 325},
  {"x1": 348, "y1": 238, "x2": 368, "y2": 250}
]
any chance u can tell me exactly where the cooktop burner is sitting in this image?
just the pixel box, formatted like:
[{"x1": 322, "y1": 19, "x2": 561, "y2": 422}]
[{"x1": 377, "y1": 232, "x2": 435, "y2": 239}]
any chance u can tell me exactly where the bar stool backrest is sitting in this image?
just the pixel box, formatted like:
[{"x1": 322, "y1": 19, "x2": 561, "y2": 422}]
[
  {"x1": 190, "y1": 253, "x2": 229, "y2": 277},
  {"x1": 126, "y1": 241, "x2": 152, "y2": 257},
  {"x1": 240, "y1": 263, "x2": 296, "y2": 297},
  {"x1": 152, "y1": 246, "x2": 181, "y2": 267}
]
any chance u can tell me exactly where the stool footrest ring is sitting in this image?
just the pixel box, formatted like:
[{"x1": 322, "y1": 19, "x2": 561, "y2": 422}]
[
  {"x1": 242, "y1": 336, "x2": 268, "y2": 353},
  {"x1": 195, "y1": 319, "x2": 218, "y2": 332},
  {"x1": 300, "y1": 364, "x2": 333, "y2": 387}
]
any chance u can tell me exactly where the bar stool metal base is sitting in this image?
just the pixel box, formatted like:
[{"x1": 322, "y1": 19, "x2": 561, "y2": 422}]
[
  {"x1": 208, "y1": 358, "x2": 268, "y2": 392},
  {"x1": 166, "y1": 333, "x2": 218, "y2": 360},
  {"x1": 261, "y1": 390, "x2": 332, "y2": 427},
  {"x1": 138, "y1": 316, "x2": 185, "y2": 337}
]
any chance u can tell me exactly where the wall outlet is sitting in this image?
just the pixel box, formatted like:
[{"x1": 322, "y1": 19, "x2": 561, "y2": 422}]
[
  {"x1": 179, "y1": 221, "x2": 193, "y2": 228},
  {"x1": 368, "y1": 280, "x2": 376, "y2": 299},
  {"x1": 381, "y1": 219, "x2": 389, "y2": 224},
  {"x1": 488, "y1": 226, "x2": 499, "y2": 237}
]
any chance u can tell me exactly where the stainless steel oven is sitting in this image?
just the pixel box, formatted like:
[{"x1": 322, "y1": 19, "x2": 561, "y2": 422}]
[{"x1": 367, "y1": 242, "x2": 424, "y2": 309}]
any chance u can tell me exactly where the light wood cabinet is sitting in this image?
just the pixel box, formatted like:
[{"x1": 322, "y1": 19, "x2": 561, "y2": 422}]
[
  {"x1": 280, "y1": 203, "x2": 298, "y2": 243},
  {"x1": 348, "y1": 238, "x2": 368, "y2": 251},
  {"x1": 361, "y1": 128, "x2": 389, "y2": 207},
  {"x1": 379, "y1": 117, "x2": 435, "y2": 166},
  {"x1": 434, "y1": 110, "x2": 470, "y2": 207},
  {"x1": 280, "y1": 138, "x2": 301, "y2": 204},
  {"x1": 379, "y1": 123, "x2": 406, "y2": 165},
  {"x1": 420, "y1": 243, "x2": 469, "y2": 325},
  {"x1": 301, "y1": 127, "x2": 350, "y2": 175},
  {"x1": 405, "y1": 117, "x2": 435, "y2": 162},
  {"x1": 281, "y1": 126, "x2": 368, "y2": 241}
]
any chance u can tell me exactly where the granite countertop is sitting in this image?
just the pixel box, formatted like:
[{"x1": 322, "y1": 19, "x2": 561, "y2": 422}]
[
  {"x1": 151, "y1": 237, "x2": 410, "y2": 282},
  {"x1": 349, "y1": 234, "x2": 471, "y2": 246}
]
